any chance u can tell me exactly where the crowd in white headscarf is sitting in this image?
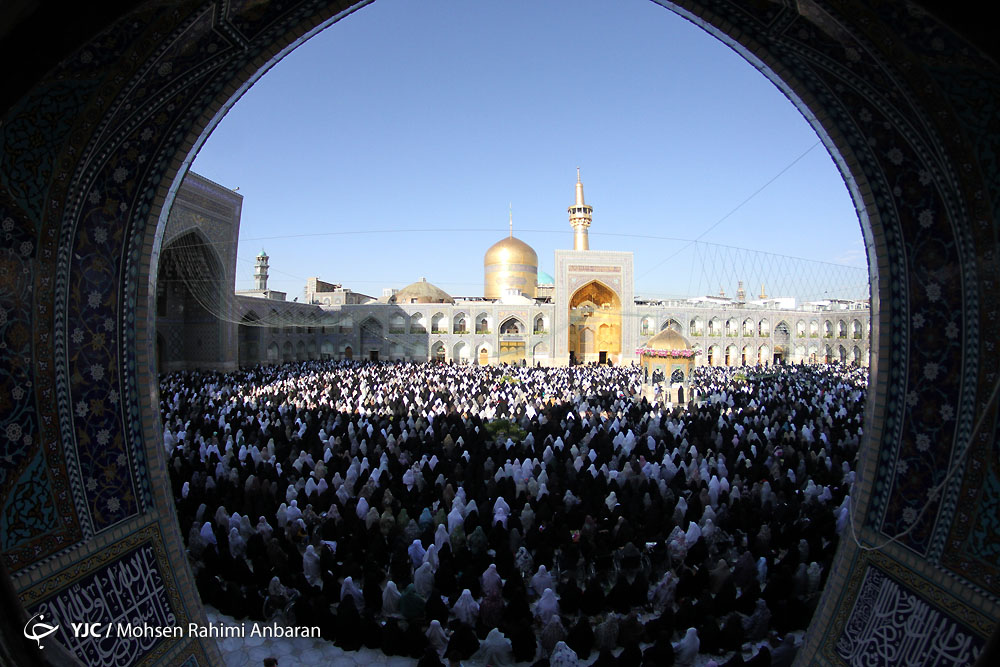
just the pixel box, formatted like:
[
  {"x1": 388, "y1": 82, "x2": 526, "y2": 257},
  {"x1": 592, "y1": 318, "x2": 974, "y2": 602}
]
[{"x1": 164, "y1": 359, "x2": 865, "y2": 665}]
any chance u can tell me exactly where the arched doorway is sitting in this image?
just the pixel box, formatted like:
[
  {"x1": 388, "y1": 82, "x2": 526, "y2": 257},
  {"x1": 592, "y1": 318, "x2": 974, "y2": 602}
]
[
  {"x1": 569, "y1": 280, "x2": 621, "y2": 364},
  {"x1": 725, "y1": 344, "x2": 737, "y2": 366},
  {"x1": 499, "y1": 317, "x2": 526, "y2": 365},
  {"x1": 708, "y1": 344, "x2": 720, "y2": 366},
  {"x1": 773, "y1": 345, "x2": 786, "y2": 365},
  {"x1": 4, "y1": 3, "x2": 998, "y2": 666},
  {"x1": 238, "y1": 311, "x2": 261, "y2": 367},
  {"x1": 360, "y1": 318, "x2": 383, "y2": 361},
  {"x1": 478, "y1": 346, "x2": 489, "y2": 366},
  {"x1": 155, "y1": 229, "x2": 230, "y2": 372}
]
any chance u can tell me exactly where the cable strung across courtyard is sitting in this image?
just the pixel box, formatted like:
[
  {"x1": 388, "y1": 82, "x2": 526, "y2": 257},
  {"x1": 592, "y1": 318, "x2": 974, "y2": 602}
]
[{"x1": 161, "y1": 360, "x2": 864, "y2": 666}]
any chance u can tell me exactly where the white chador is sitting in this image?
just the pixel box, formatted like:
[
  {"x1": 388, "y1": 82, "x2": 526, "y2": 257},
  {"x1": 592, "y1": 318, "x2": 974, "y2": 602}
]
[
  {"x1": 302, "y1": 545, "x2": 321, "y2": 588},
  {"x1": 340, "y1": 575, "x2": 363, "y2": 607},
  {"x1": 425, "y1": 619, "x2": 449, "y2": 655},
  {"x1": 414, "y1": 562, "x2": 435, "y2": 598},
  {"x1": 475, "y1": 628, "x2": 513, "y2": 665},
  {"x1": 453, "y1": 589, "x2": 479, "y2": 626},
  {"x1": 482, "y1": 563, "x2": 503, "y2": 597},
  {"x1": 408, "y1": 539, "x2": 426, "y2": 568},
  {"x1": 530, "y1": 565, "x2": 554, "y2": 598},
  {"x1": 674, "y1": 627, "x2": 700, "y2": 667},
  {"x1": 534, "y1": 588, "x2": 560, "y2": 626},
  {"x1": 382, "y1": 581, "x2": 401, "y2": 616}
]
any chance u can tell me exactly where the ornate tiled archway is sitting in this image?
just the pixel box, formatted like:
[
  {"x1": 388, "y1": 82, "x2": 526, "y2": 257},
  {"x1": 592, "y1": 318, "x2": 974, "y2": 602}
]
[{"x1": 1, "y1": 1, "x2": 998, "y2": 664}]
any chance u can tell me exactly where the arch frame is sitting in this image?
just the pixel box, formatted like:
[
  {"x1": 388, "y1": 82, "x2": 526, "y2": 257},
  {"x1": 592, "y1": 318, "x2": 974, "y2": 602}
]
[{"x1": 1, "y1": 1, "x2": 998, "y2": 664}]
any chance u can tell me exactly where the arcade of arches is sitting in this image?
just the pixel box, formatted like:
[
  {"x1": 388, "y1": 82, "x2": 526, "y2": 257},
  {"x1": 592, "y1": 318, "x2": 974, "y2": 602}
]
[{"x1": 1, "y1": 1, "x2": 999, "y2": 665}]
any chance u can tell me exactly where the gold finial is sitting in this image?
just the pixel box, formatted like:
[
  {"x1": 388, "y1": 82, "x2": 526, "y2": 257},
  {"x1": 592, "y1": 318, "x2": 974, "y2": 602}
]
[
  {"x1": 509, "y1": 202, "x2": 513, "y2": 238},
  {"x1": 577, "y1": 166, "x2": 581, "y2": 183}
]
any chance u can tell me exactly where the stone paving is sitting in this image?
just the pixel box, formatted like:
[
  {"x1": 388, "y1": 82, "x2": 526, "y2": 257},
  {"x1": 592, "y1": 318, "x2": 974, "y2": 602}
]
[{"x1": 207, "y1": 607, "x2": 787, "y2": 666}]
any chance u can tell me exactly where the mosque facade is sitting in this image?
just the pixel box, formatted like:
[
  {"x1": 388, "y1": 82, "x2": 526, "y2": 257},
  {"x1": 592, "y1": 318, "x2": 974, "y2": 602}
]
[{"x1": 159, "y1": 171, "x2": 870, "y2": 372}]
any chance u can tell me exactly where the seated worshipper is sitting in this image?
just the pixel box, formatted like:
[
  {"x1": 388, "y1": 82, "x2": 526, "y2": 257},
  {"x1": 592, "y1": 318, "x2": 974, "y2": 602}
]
[
  {"x1": 770, "y1": 633, "x2": 800, "y2": 667},
  {"x1": 534, "y1": 588, "x2": 560, "y2": 626},
  {"x1": 590, "y1": 648, "x2": 617, "y2": 667},
  {"x1": 618, "y1": 611, "x2": 645, "y2": 650},
  {"x1": 417, "y1": 647, "x2": 445, "y2": 667},
  {"x1": 593, "y1": 614, "x2": 619, "y2": 653},
  {"x1": 673, "y1": 627, "x2": 700, "y2": 667},
  {"x1": 444, "y1": 623, "x2": 480, "y2": 661},
  {"x1": 452, "y1": 588, "x2": 480, "y2": 627},
  {"x1": 402, "y1": 620, "x2": 430, "y2": 660},
  {"x1": 361, "y1": 613, "x2": 382, "y2": 651},
  {"x1": 473, "y1": 627, "x2": 514, "y2": 665},
  {"x1": 579, "y1": 580, "x2": 606, "y2": 617},
  {"x1": 409, "y1": 538, "x2": 427, "y2": 568},
  {"x1": 530, "y1": 564, "x2": 554, "y2": 598},
  {"x1": 549, "y1": 640, "x2": 581, "y2": 667},
  {"x1": 382, "y1": 580, "x2": 402, "y2": 617},
  {"x1": 340, "y1": 575, "x2": 364, "y2": 610},
  {"x1": 642, "y1": 630, "x2": 676, "y2": 666},
  {"x1": 399, "y1": 583, "x2": 426, "y2": 622},
  {"x1": 540, "y1": 614, "x2": 568, "y2": 656},
  {"x1": 479, "y1": 587, "x2": 505, "y2": 630},
  {"x1": 335, "y1": 596, "x2": 363, "y2": 651},
  {"x1": 302, "y1": 544, "x2": 322, "y2": 589},
  {"x1": 425, "y1": 618, "x2": 450, "y2": 656},
  {"x1": 424, "y1": 589, "x2": 450, "y2": 625},
  {"x1": 481, "y1": 563, "x2": 503, "y2": 597},
  {"x1": 267, "y1": 576, "x2": 292, "y2": 612},
  {"x1": 414, "y1": 561, "x2": 436, "y2": 598},
  {"x1": 566, "y1": 616, "x2": 595, "y2": 660},
  {"x1": 743, "y1": 599, "x2": 772, "y2": 641}
]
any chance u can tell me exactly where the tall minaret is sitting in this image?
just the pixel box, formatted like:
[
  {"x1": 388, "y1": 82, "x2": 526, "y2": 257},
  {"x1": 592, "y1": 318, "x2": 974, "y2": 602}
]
[
  {"x1": 254, "y1": 249, "x2": 269, "y2": 290},
  {"x1": 568, "y1": 167, "x2": 593, "y2": 251}
]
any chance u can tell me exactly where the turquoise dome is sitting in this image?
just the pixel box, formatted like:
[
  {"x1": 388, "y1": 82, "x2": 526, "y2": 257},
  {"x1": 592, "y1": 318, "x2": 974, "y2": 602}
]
[{"x1": 537, "y1": 270, "x2": 555, "y2": 286}]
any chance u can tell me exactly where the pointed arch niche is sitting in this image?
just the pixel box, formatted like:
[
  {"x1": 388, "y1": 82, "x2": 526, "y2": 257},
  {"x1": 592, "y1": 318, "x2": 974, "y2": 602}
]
[{"x1": 568, "y1": 280, "x2": 621, "y2": 364}]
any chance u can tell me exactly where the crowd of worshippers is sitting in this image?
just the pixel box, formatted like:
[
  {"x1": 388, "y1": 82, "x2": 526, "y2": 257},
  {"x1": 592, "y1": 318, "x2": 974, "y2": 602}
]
[{"x1": 163, "y1": 359, "x2": 865, "y2": 666}]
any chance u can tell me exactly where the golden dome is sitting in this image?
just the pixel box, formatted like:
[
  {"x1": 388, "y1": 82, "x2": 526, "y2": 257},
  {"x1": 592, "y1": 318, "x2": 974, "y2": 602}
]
[
  {"x1": 391, "y1": 278, "x2": 454, "y2": 304},
  {"x1": 484, "y1": 236, "x2": 538, "y2": 268},
  {"x1": 484, "y1": 235, "x2": 538, "y2": 300},
  {"x1": 644, "y1": 328, "x2": 691, "y2": 351}
]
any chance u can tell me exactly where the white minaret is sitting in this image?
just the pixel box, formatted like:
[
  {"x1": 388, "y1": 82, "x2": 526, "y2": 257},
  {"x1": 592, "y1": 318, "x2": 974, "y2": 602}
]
[
  {"x1": 568, "y1": 167, "x2": 593, "y2": 251},
  {"x1": 254, "y1": 249, "x2": 269, "y2": 291}
]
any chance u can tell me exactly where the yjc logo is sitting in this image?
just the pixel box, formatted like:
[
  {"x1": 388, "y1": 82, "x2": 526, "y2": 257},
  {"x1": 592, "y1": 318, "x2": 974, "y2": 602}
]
[
  {"x1": 23, "y1": 613, "x2": 59, "y2": 649},
  {"x1": 71, "y1": 622, "x2": 105, "y2": 638}
]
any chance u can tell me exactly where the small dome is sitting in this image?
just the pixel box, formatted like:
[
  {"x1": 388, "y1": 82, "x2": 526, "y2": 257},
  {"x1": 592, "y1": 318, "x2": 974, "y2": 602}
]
[
  {"x1": 485, "y1": 236, "x2": 538, "y2": 268},
  {"x1": 391, "y1": 278, "x2": 454, "y2": 304},
  {"x1": 645, "y1": 328, "x2": 691, "y2": 351},
  {"x1": 537, "y1": 270, "x2": 555, "y2": 286}
]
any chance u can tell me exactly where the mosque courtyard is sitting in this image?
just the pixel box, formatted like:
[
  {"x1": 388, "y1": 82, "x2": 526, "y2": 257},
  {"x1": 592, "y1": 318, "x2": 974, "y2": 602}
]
[{"x1": 164, "y1": 359, "x2": 862, "y2": 666}]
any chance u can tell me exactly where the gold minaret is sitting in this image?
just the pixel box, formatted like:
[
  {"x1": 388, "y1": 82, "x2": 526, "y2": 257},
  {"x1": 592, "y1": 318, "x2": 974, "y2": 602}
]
[{"x1": 568, "y1": 167, "x2": 593, "y2": 251}]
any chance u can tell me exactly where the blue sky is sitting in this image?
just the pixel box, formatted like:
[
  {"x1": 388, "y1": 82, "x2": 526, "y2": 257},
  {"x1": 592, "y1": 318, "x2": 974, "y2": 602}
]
[{"x1": 192, "y1": 0, "x2": 866, "y2": 301}]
